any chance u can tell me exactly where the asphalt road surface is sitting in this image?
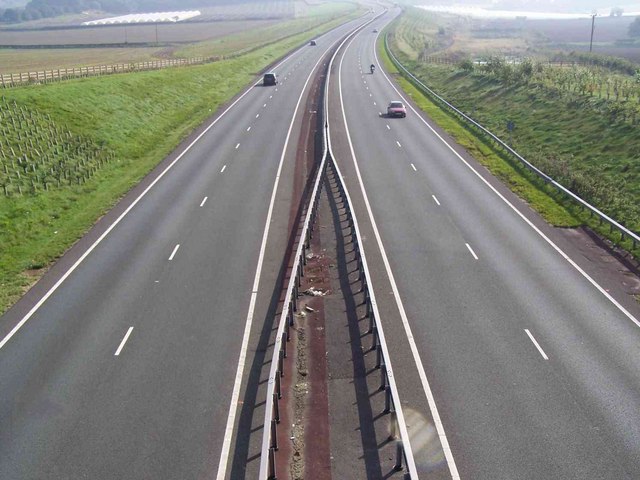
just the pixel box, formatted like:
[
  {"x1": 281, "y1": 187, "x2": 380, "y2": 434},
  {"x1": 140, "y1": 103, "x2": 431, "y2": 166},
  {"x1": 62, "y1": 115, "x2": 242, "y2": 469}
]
[
  {"x1": 327, "y1": 8, "x2": 640, "y2": 480},
  {"x1": 0, "y1": 14, "x2": 372, "y2": 480}
]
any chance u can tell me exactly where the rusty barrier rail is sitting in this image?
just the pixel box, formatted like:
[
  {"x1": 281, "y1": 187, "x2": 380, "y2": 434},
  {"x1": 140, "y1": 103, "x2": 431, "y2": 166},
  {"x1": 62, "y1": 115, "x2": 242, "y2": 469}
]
[{"x1": 384, "y1": 34, "x2": 640, "y2": 250}]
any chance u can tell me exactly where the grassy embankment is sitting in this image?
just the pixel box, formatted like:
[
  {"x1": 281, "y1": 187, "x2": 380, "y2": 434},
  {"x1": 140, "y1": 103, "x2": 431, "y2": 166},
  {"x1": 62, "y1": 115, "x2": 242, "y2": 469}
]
[
  {"x1": 381, "y1": 7, "x2": 640, "y2": 254},
  {"x1": 0, "y1": 5, "x2": 362, "y2": 314}
]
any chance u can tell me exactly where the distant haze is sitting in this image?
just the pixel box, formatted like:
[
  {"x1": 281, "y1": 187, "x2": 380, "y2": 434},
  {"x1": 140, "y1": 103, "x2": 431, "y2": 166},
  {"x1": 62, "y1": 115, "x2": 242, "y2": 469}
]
[{"x1": 414, "y1": 1, "x2": 640, "y2": 14}]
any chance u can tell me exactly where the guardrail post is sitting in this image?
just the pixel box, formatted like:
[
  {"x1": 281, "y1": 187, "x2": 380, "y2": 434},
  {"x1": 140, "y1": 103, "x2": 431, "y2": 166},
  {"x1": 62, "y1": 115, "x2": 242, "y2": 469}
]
[
  {"x1": 394, "y1": 441, "x2": 404, "y2": 471},
  {"x1": 379, "y1": 362, "x2": 387, "y2": 391},
  {"x1": 371, "y1": 324, "x2": 378, "y2": 351},
  {"x1": 270, "y1": 419, "x2": 278, "y2": 450},
  {"x1": 384, "y1": 385, "x2": 391, "y2": 413},
  {"x1": 273, "y1": 393, "x2": 280, "y2": 423},
  {"x1": 282, "y1": 332, "x2": 287, "y2": 358},
  {"x1": 279, "y1": 350, "x2": 285, "y2": 377},
  {"x1": 268, "y1": 447, "x2": 277, "y2": 479},
  {"x1": 276, "y1": 371, "x2": 282, "y2": 399}
]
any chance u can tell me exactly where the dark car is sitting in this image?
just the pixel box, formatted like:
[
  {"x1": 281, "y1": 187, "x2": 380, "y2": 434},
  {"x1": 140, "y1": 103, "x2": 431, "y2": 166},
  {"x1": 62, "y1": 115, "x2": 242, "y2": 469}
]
[
  {"x1": 263, "y1": 72, "x2": 277, "y2": 86},
  {"x1": 387, "y1": 101, "x2": 407, "y2": 118},
  {"x1": 309, "y1": 40, "x2": 317, "y2": 46}
]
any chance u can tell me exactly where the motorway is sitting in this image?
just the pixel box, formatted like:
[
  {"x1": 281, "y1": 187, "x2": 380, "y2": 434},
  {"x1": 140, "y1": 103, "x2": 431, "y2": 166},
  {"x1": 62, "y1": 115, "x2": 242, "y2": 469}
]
[
  {"x1": 327, "y1": 8, "x2": 640, "y2": 480},
  {"x1": 0, "y1": 14, "x2": 370, "y2": 480},
  {"x1": 2, "y1": 4, "x2": 640, "y2": 480}
]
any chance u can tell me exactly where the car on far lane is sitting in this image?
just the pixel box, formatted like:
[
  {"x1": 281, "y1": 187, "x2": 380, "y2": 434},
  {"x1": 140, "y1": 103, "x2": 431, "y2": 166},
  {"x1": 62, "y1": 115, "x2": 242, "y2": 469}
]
[
  {"x1": 263, "y1": 72, "x2": 277, "y2": 86},
  {"x1": 373, "y1": 28, "x2": 378, "y2": 33},
  {"x1": 309, "y1": 39, "x2": 317, "y2": 46},
  {"x1": 387, "y1": 101, "x2": 406, "y2": 118}
]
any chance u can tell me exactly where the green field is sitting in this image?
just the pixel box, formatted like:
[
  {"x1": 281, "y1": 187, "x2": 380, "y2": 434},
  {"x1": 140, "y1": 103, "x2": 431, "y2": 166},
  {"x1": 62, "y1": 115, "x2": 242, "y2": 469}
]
[
  {"x1": 0, "y1": 6, "x2": 362, "y2": 314},
  {"x1": 384, "y1": 8, "x2": 640, "y2": 251}
]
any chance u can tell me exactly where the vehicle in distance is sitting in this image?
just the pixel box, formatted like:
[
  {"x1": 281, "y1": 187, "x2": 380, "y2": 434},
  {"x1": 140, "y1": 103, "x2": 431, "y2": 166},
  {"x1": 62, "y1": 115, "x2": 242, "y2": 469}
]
[
  {"x1": 309, "y1": 39, "x2": 317, "y2": 46},
  {"x1": 387, "y1": 101, "x2": 406, "y2": 118},
  {"x1": 263, "y1": 72, "x2": 277, "y2": 86},
  {"x1": 373, "y1": 28, "x2": 378, "y2": 33}
]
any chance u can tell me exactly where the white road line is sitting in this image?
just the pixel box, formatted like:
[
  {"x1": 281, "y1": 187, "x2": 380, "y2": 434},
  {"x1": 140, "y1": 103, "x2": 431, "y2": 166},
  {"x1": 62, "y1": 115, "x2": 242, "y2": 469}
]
[
  {"x1": 411, "y1": 163, "x2": 417, "y2": 171},
  {"x1": 432, "y1": 195, "x2": 441, "y2": 206},
  {"x1": 168, "y1": 244, "x2": 180, "y2": 261},
  {"x1": 235, "y1": 143, "x2": 240, "y2": 149},
  {"x1": 269, "y1": 95, "x2": 273, "y2": 99},
  {"x1": 373, "y1": 39, "x2": 640, "y2": 331},
  {"x1": 263, "y1": 104, "x2": 267, "y2": 107},
  {"x1": 255, "y1": 113, "x2": 260, "y2": 118},
  {"x1": 386, "y1": 124, "x2": 390, "y2": 130},
  {"x1": 200, "y1": 196, "x2": 208, "y2": 207},
  {"x1": 220, "y1": 165, "x2": 227, "y2": 173},
  {"x1": 465, "y1": 243, "x2": 479, "y2": 260},
  {"x1": 373, "y1": 101, "x2": 377, "y2": 106},
  {"x1": 114, "y1": 327, "x2": 134, "y2": 356},
  {"x1": 337, "y1": 33, "x2": 461, "y2": 480},
  {"x1": 525, "y1": 329, "x2": 549, "y2": 360},
  {"x1": 369, "y1": 93, "x2": 372, "y2": 97},
  {"x1": 396, "y1": 140, "x2": 402, "y2": 148},
  {"x1": 0, "y1": 31, "x2": 309, "y2": 353},
  {"x1": 216, "y1": 37, "x2": 332, "y2": 480},
  {"x1": 246, "y1": 126, "x2": 251, "y2": 132}
]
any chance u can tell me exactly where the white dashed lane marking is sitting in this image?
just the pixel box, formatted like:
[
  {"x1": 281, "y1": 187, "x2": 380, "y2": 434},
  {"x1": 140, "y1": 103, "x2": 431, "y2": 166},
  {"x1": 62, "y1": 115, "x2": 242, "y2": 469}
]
[
  {"x1": 168, "y1": 244, "x2": 180, "y2": 261},
  {"x1": 114, "y1": 327, "x2": 134, "y2": 356},
  {"x1": 465, "y1": 243, "x2": 479, "y2": 260},
  {"x1": 432, "y1": 195, "x2": 440, "y2": 206},
  {"x1": 200, "y1": 196, "x2": 208, "y2": 207},
  {"x1": 525, "y1": 329, "x2": 549, "y2": 360}
]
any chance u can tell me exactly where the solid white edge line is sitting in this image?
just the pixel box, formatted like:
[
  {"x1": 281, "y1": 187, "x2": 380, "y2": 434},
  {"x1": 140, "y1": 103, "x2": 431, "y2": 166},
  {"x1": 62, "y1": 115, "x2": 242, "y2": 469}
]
[
  {"x1": 525, "y1": 329, "x2": 549, "y2": 360},
  {"x1": 114, "y1": 326, "x2": 134, "y2": 356},
  {"x1": 465, "y1": 243, "x2": 479, "y2": 260},
  {"x1": 339, "y1": 29, "x2": 460, "y2": 480},
  {"x1": 221, "y1": 165, "x2": 227, "y2": 173},
  {"x1": 168, "y1": 244, "x2": 180, "y2": 261},
  {"x1": 0, "y1": 41, "x2": 312, "y2": 353},
  {"x1": 432, "y1": 194, "x2": 441, "y2": 206},
  {"x1": 215, "y1": 37, "x2": 340, "y2": 480},
  {"x1": 374, "y1": 30, "x2": 640, "y2": 330},
  {"x1": 200, "y1": 196, "x2": 208, "y2": 207}
]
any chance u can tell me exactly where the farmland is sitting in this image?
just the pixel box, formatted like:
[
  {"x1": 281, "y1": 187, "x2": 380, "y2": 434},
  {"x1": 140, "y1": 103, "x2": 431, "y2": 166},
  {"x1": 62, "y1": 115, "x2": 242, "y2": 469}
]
[
  {"x1": 386, "y1": 7, "x2": 640, "y2": 246},
  {"x1": 0, "y1": 1, "x2": 356, "y2": 74}
]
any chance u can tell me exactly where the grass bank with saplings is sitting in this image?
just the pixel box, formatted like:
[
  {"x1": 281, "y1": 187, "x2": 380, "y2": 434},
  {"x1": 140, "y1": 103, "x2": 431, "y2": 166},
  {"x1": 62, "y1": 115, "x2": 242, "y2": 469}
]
[
  {"x1": 0, "y1": 8, "x2": 363, "y2": 314},
  {"x1": 381, "y1": 7, "x2": 640, "y2": 257}
]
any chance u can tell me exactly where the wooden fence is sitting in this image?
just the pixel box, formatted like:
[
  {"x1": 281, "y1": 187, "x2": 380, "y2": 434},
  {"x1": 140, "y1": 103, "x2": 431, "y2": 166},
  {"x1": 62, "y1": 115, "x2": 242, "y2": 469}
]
[{"x1": 0, "y1": 57, "x2": 215, "y2": 88}]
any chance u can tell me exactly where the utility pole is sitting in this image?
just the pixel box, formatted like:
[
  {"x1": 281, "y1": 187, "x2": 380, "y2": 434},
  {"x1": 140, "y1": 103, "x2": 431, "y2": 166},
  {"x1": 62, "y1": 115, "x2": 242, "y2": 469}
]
[{"x1": 589, "y1": 13, "x2": 597, "y2": 53}]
